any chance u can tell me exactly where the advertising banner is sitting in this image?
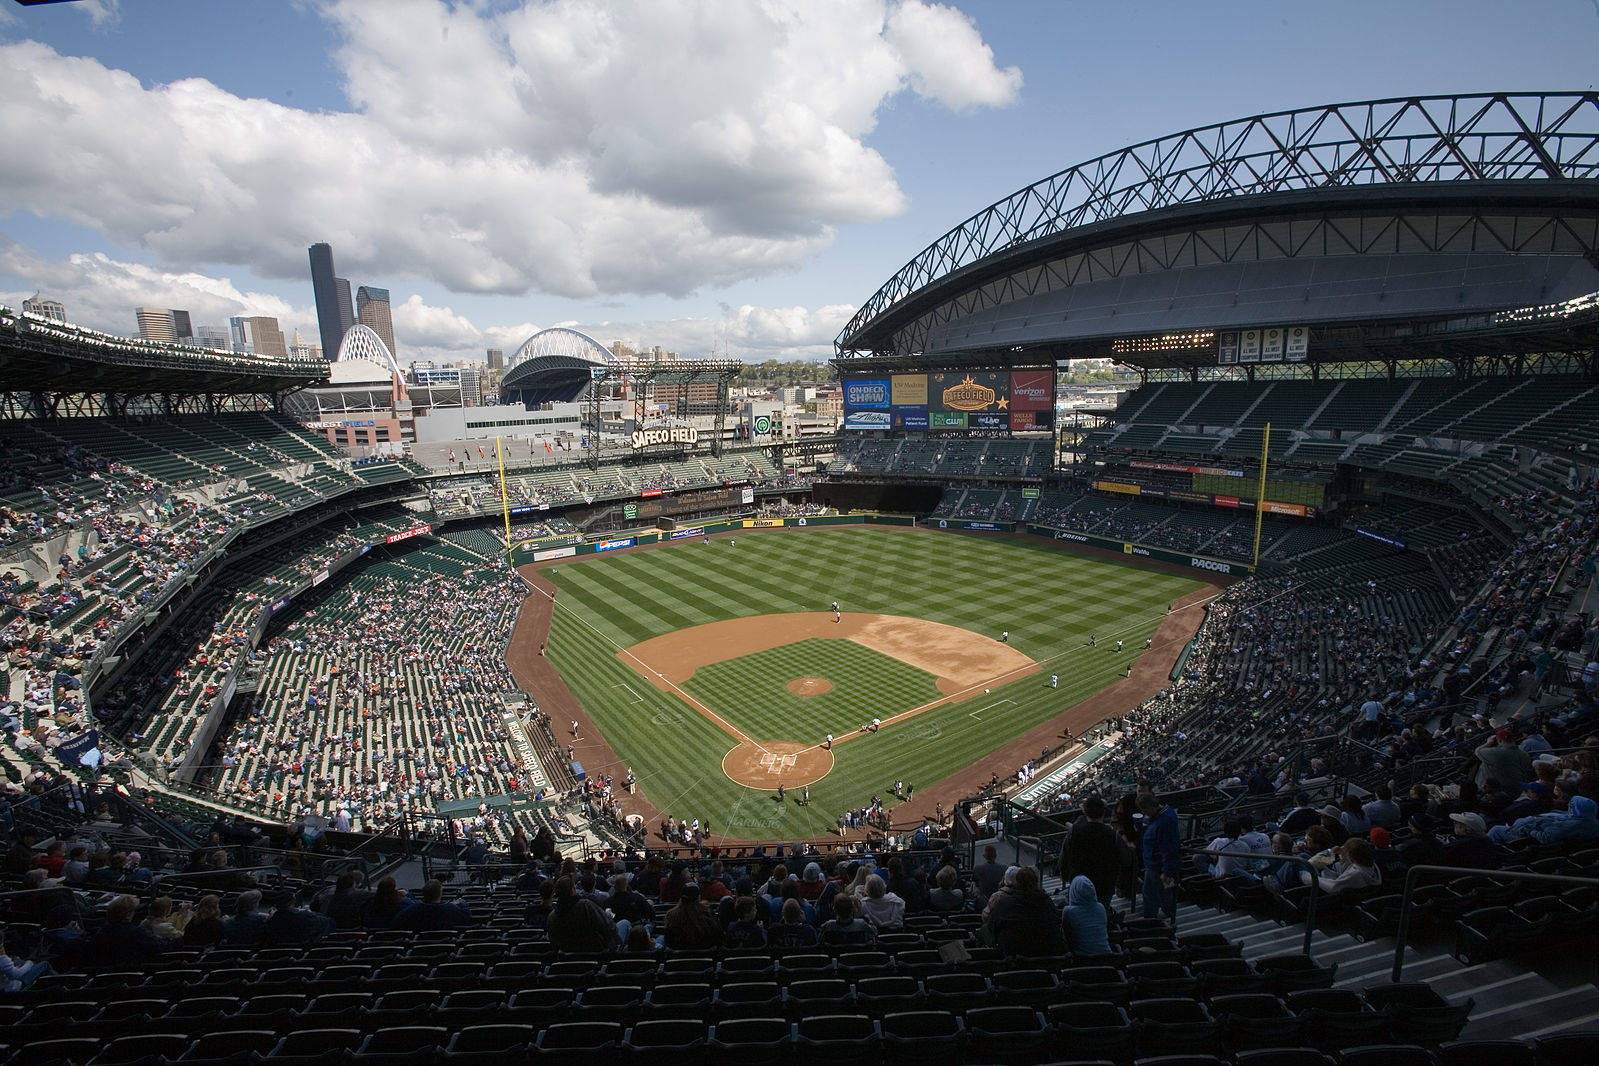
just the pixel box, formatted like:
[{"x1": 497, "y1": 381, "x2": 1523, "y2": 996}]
[
  {"x1": 312, "y1": 569, "x2": 330, "y2": 585},
  {"x1": 623, "y1": 502, "x2": 639, "y2": 519},
  {"x1": 890, "y1": 373, "x2": 928, "y2": 406},
  {"x1": 929, "y1": 370, "x2": 1009, "y2": 413},
  {"x1": 1263, "y1": 500, "x2": 1307, "y2": 516},
  {"x1": 270, "y1": 596, "x2": 292, "y2": 614},
  {"x1": 669, "y1": 526, "x2": 706, "y2": 539},
  {"x1": 1130, "y1": 459, "x2": 1245, "y2": 478},
  {"x1": 1216, "y1": 495, "x2": 1241, "y2": 508},
  {"x1": 509, "y1": 505, "x2": 533, "y2": 515},
  {"x1": 929, "y1": 411, "x2": 967, "y2": 429},
  {"x1": 385, "y1": 524, "x2": 433, "y2": 544},
  {"x1": 1009, "y1": 369, "x2": 1053, "y2": 412},
  {"x1": 533, "y1": 546, "x2": 577, "y2": 561},
  {"x1": 843, "y1": 377, "x2": 891, "y2": 409},
  {"x1": 892, "y1": 406, "x2": 930, "y2": 430},
  {"x1": 595, "y1": 537, "x2": 635, "y2": 552},
  {"x1": 1021, "y1": 487, "x2": 1040, "y2": 499},
  {"x1": 743, "y1": 519, "x2": 785, "y2": 528},
  {"x1": 1094, "y1": 481, "x2": 1141, "y2": 495},
  {"x1": 844, "y1": 410, "x2": 891, "y2": 430},
  {"x1": 1009, "y1": 412, "x2": 1040, "y2": 431},
  {"x1": 971, "y1": 412, "x2": 1008, "y2": 430},
  {"x1": 741, "y1": 487, "x2": 755, "y2": 504},
  {"x1": 641, "y1": 488, "x2": 663, "y2": 498},
  {"x1": 1356, "y1": 527, "x2": 1407, "y2": 549}
]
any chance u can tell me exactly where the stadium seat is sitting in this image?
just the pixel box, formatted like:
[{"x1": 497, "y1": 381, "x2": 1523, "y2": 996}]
[
  {"x1": 1044, "y1": 1002, "x2": 1133, "y2": 1061},
  {"x1": 879, "y1": 1011, "x2": 964, "y2": 1066},
  {"x1": 1210, "y1": 993, "x2": 1311, "y2": 1050},
  {"x1": 1363, "y1": 984, "x2": 1473, "y2": 1045},
  {"x1": 353, "y1": 1027, "x2": 449, "y2": 1063},
  {"x1": 176, "y1": 1030, "x2": 278, "y2": 1066},
  {"x1": 1435, "y1": 1041, "x2": 1539, "y2": 1066},
  {"x1": 440, "y1": 1024, "x2": 537, "y2": 1063},
  {"x1": 1534, "y1": 1032, "x2": 1599, "y2": 1066},
  {"x1": 90, "y1": 1034, "x2": 192, "y2": 1066},
  {"x1": 1232, "y1": 1051, "x2": 1337, "y2": 1066},
  {"x1": 1336, "y1": 1047, "x2": 1436, "y2": 1066},
  {"x1": 793, "y1": 1014, "x2": 882, "y2": 1065},
  {"x1": 620, "y1": 1019, "x2": 708, "y2": 1064},
  {"x1": 1130, "y1": 998, "x2": 1223, "y2": 1057},
  {"x1": 963, "y1": 1006, "x2": 1051, "y2": 1065},
  {"x1": 264, "y1": 1028, "x2": 365, "y2": 1065},
  {"x1": 20, "y1": 1038, "x2": 104, "y2": 1066},
  {"x1": 785, "y1": 978, "x2": 854, "y2": 1017},
  {"x1": 708, "y1": 1017, "x2": 794, "y2": 1057},
  {"x1": 1286, "y1": 989, "x2": 1390, "y2": 1051}
]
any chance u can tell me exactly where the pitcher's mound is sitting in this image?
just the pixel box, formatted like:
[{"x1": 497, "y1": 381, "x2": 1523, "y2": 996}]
[
  {"x1": 723, "y1": 740, "x2": 834, "y2": 789},
  {"x1": 785, "y1": 676, "x2": 832, "y2": 697}
]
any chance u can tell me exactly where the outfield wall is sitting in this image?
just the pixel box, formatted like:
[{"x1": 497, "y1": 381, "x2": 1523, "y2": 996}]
[{"x1": 507, "y1": 511, "x2": 1249, "y2": 576}]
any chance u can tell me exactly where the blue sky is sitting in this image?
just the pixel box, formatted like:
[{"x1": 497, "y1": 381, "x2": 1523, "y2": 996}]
[{"x1": 1, "y1": 0, "x2": 1594, "y2": 362}]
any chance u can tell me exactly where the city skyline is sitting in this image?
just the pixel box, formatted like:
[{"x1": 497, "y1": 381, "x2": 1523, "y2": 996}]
[{"x1": 1, "y1": 0, "x2": 1595, "y2": 365}]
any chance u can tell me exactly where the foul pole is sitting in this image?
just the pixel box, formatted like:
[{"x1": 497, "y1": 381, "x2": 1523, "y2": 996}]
[
  {"x1": 496, "y1": 436, "x2": 511, "y2": 547},
  {"x1": 1252, "y1": 422, "x2": 1270, "y2": 568}
]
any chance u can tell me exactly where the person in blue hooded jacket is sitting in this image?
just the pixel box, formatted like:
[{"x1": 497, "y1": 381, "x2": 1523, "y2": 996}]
[
  {"x1": 1061, "y1": 875, "x2": 1110, "y2": 956},
  {"x1": 1488, "y1": 794, "x2": 1599, "y2": 845}
]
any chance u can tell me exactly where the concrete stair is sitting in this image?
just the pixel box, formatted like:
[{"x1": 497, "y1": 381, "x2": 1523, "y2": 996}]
[{"x1": 1172, "y1": 900, "x2": 1599, "y2": 1042}]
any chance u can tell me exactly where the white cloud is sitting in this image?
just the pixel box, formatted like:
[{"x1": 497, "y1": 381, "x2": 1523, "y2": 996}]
[
  {"x1": 0, "y1": 0, "x2": 1021, "y2": 300},
  {"x1": 885, "y1": 1, "x2": 1023, "y2": 112}
]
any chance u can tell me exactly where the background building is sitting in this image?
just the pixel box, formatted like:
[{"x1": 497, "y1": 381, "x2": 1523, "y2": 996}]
[
  {"x1": 21, "y1": 293, "x2": 65, "y2": 322},
  {"x1": 192, "y1": 324, "x2": 230, "y2": 349},
  {"x1": 229, "y1": 315, "x2": 288, "y2": 357},
  {"x1": 356, "y1": 285, "x2": 396, "y2": 356},
  {"x1": 308, "y1": 242, "x2": 349, "y2": 362},
  {"x1": 135, "y1": 306, "x2": 191, "y2": 344}
]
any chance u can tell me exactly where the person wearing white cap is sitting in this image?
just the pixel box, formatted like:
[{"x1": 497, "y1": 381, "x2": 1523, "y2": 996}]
[{"x1": 1442, "y1": 811, "x2": 1504, "y2": 868}]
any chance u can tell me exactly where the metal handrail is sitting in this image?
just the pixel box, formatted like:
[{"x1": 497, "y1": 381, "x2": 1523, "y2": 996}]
[
  {"x1": 1389, "y1": 864, "x2": 1599, "y2": 982},
  {"x1": 1176, "y1": 846, "x2": 1324, "y2": 960}
]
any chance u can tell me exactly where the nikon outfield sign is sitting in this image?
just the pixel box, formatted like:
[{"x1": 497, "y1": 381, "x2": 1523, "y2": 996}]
[{"x1": 631, "y1": 426, "x2": 698, "y2": 449}]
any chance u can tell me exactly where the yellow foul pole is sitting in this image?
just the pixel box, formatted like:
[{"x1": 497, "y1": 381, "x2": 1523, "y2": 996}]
[
  {"x1": 1252, "y1": 422, "x2": 1270, "y2": 569},
  {"x1": 496, "y1": 436, "x2": 511, "y2": 548}
]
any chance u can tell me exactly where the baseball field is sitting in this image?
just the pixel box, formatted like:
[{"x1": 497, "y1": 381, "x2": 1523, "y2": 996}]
[{"x1": 520, "y1": 525, "x2": 1209, "y2": 840}]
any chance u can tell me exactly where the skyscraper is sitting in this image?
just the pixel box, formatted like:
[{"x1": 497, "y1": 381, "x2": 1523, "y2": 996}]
[
  {"x1": 193, "y1": 324, "x2": 230, "y2": 349},
  {"x1": 229, "y1": 315, "x2": 288, "y2": 358},
  {"x1": 308, "y1": 242, "x2": 347, "y2": 362},
  {"x1": 136, "y1": 307, "x2": 189, "y2": 344},
  {"x1": 357, "y1": 285, "x2": 397, "y2": 356},
  {"x1": 486, "y1": 348, "x2": 504, "y2": 370}
]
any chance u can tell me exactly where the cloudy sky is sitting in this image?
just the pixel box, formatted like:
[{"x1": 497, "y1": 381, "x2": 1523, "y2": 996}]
[{"x1": 1, "y1": 0, "x2": 1594, "y2": 363}]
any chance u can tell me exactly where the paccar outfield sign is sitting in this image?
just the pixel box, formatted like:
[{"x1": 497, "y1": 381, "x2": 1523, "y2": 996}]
[{"x1": 631, "y1": 426, "x2": 698, "y2": 449}]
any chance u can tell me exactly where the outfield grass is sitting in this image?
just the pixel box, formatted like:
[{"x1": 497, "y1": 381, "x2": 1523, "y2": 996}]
[
  {"x1": 681, "y1": 638, "x2": 945, "y2": 742},
  {"x1": 542, "y1": 526, "x2": 1203, "y2": 838}
]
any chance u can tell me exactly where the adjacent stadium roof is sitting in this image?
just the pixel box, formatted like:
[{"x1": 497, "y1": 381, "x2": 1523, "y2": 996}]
[{"x1": 836, "y1": 92, "x2": 1599, "y2": 370}]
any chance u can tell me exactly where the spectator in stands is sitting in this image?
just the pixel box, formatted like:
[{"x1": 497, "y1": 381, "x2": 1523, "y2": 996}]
[
  {"x1": 182, "y1": 895, "x2": 226, "y2": 948},
  {"x1": 1395, "y1": 813, "x2": 1446, "y2": 868},
  {"x1": 1138, "y1": 793, "x2": 1180, "y2": 919},
  {"x1": 820, "y1": 892, "x2": 876, "y2": 948},
  {"x1": 661, "y1": 882, "x2": 722, "y2": 950},
  {"x1": 547, "y1": 874, "x2": 618, "y2": 952},
  {"x1": 1317, "y1": 804, "x2": 1351, "y2": 847},
  {"x1": 859, "y1": 874, "x2": 906, "y2": 930},
  {"x1": 393, "y1": 879, "x2": 474, "y2": 931},
  {"x1": 1339, "y1": 794, "x2": 1372, "y2": 836},
  {"x1": 1302, "y1": 837, "x2": 1382, "y2": 895},
  {"x1": 1279, "y1": 794, "x2": 1320, "y2": 836},
  {"x1": 1200, "y1": 819, "x2": 1257, "y2": 880},
  {"x1": 224, "y1": 889, "x2": 269, "y2": 946},
  {"x1": 724, "y1": 896, "x2": 768, "y2": 948},
  {"x1": 928, "y1": 865, "x2": 968, "y2": 913},
  {"x1": 769, "y1": 898, "x2": 821, "y2": 948},
  {"x1": 971, "y1": 843, "x2": 1008, "y2": 902},
  {"x1": 321, "y1": 870, "x2": 373, "y2": 929},
  {"x1": 1475, "y1": 729, "x2": 1534, "y2": 791},
  {"x1": 1061, "y1": 874, "x2": 1111, "y2": 956},
  {"x1": 1362, "y1": 784, "x2": 1402, "y2": 829},
  {"x1": 139, "y1": 897, "x2": 191, "y2": 942},
  {"x1": 1488, "y1": 794, "x2": 1599, "y2": 845},
  {"x1": 0, "y1": 930, "x2": 50, "y2": 992},
  {"x1": 362, "y1": 876, "x2": 410, "y2": 929},
  {"x1": 604, "y1": 872, "x2": 652, "y2": 930},
  {"x1": 264, "y1": 886, "x2": 335, "y2": 945},
  {"x1": 984, "y1": 865, "x2": 1065, "y2": 956},
  {"x1": 1059, "y1": 795, "x2": 1124, "y2": 904},
  {"x1": 1443, "y1": 812, "x2": 1505, "y2": 868},
  {"x1": 92, "y1": 893, "x2": 165, "y2": 964}
]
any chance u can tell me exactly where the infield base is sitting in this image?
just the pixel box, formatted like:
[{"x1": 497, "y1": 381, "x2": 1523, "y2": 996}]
[{"x1": 722, "y1": 740, "x2": 834, "y2": 789}]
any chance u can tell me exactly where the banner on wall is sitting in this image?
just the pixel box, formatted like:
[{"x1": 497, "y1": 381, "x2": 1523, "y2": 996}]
[
  {"x1": 844, "y1": 410, "x2": 891, "y2": 430},
  {"x1": 1239, "y1": 329, "x2": 1261, "y2": 363},
  {"x1": 1285, "y1": 325, "x2": 1309, "y2": 361},
  {"x1": 1218, "y1": 332, "x2": 1240, "y2": 365},
  {"x1": 890, "y1": 374, "x2": 928, "y2": 406},
  {"x1": 1261, "y1": 327, "x2": 1285, "y2": 362},
  {"x1": 843, "y1": 378, "x2": 891, "y2": 409},
  {"x1": 1094, "y1": 481, "x2": 1141, "y2": 495},
  {"x1": 892, "y1": 406, "x2": 930, "y2": 429},
  {"x1": 1008, "y1": 369, "x2": 1053, "y2": 411},
  {"x1": 741, "y1": 487, "x2": 754, "y2": 504},
  {"x1": 929, "y1": 411, "x2": 967, "y2": 429},
  {"x1": 971, "y1": 412, "x2": 1008, "y2": 430},
  {"x1": 533, "y1": 546, "x2": 577, "y2": 561},
  {"x1": 929, "y1": 370, "x2": 1009, "y2": 412}
]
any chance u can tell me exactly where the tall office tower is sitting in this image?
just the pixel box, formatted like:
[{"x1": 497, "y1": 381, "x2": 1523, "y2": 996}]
[
  {"x1": 136, "y1": 307, "x2": 178, "y2": 343},
  {"x1": 21, "y1": 293, "x2": 66, "y2": 322},
  {"x1": 229, "y1": 315, "x2": 288, "y2": 357},
  {"x1": 356, "y1": 285, "x2": 397, "y2": 356},
  {"x1": 486, "y1": 348, "x2": 504, "y2": 370},
  {"x1": 336, "y1": 277, "x2": 355, "y2": 336},
  {"x1": 288, "y1": 328, "x2": 321, "y2": 361},
  {"x1": 309, "y1": 242, "x2": 348, "y2": 362}
]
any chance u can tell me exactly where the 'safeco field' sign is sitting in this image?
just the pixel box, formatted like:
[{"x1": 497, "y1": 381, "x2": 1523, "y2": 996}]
[{"x1": 631, "y1": 426, "x2": 698, "y2": 449}]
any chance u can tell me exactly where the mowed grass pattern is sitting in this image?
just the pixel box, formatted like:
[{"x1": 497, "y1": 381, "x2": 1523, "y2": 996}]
[
  {"x1": 681, "y1": 638, "x2": 945, "y2": 742},
  {"x1": 542, "y1": 527, "x2": 1203, "y2": 838}
]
